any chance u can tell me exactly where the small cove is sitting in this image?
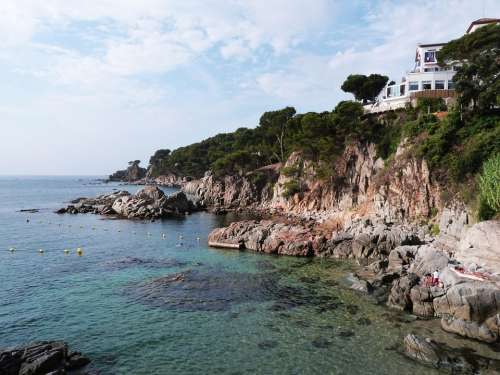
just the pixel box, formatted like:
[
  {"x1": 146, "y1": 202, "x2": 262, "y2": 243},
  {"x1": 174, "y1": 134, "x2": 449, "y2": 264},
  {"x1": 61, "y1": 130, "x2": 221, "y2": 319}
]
[{"x1": 1, "y1": 176, "x2": 498, "y2": 374}]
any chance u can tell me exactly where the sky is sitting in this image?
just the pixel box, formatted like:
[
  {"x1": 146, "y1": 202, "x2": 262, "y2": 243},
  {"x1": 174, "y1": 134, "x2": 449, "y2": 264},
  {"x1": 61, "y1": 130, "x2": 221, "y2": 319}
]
[{"x1": 0, "y1": 0, "x2": 498, "y2": 175}]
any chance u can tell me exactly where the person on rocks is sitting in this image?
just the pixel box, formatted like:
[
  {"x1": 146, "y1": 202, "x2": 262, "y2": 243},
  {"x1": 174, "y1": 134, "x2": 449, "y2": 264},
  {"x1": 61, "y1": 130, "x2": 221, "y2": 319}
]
[
  {"x1": 432, "y1": 269, "x2": 439, "y2": 286},
  {"x1": 423, "y1": 273, "x2": 433, "y2": 287}
]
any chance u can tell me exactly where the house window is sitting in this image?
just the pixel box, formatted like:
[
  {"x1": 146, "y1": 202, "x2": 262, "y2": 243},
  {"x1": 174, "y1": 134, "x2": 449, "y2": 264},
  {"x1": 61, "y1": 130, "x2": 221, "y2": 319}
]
[
  {"x1": 453, "y1": 65, "x2": 460, "y2": 71},
  {"x1": 435, "y1": 80, "x2": 445, "y2": 89},
  {"x1": 400, "y1": 84, "x2": 405, "y2": 96},
  {"x1": 422, "y1": 81, "x2": 432, "y2": 90},
  {"x1": 448, "y1": 80, "x2": 455, "y2": 89},
  {"x1": 409, "y1": 81, "x2": 419, "y2": 91},
  {"x1": 387, "y1": 86, "x2": 392, "y2": 97},
  {"x1": 424, "y1": 50, "x2": 436, "y2": 63}
]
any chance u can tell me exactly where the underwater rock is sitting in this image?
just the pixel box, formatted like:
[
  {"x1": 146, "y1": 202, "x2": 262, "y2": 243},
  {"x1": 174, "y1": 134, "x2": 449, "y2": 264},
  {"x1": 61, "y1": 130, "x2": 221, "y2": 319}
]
[
  {"x1": 403, "y1": 334, "x2": 500, "y2": 373},
  {"x1": 311, "y1": 337, "x2": 332, "y2": 348},
  {"x1": 0, "y1": 341, "x2": 92, "y2": 375},
  {"x1": 104, "y1": 257, "x2": 187, "y2": 270}
]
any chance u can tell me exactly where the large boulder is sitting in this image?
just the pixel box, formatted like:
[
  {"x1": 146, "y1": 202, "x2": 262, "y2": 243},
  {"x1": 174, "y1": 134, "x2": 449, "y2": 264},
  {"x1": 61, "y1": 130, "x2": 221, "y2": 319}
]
[
  {"x1": 433, "y1": 281, "x2": 500, "y2": 343},
  {"x1": 387, "y1": 245, "x2": 419, "y2": 273},
  {"x1": 409, "y1": 285, "x2": 445, "y2": 318},
  {"x1": 409, "y1": 244, "x2": 449, "y2": 277},
  {"x1": 387, "y1": 273, "x2": 419, "y2": 311},
  {"x1": 455, "y1": 220, "x2": 500, "y2": 274}
]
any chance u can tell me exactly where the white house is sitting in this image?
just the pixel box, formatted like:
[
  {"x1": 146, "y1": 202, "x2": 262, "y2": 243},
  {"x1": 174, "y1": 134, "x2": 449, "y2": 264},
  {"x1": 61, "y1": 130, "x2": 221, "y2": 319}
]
[{"x1": 365, "y1": 18, "x2": 500, "y2": 113}]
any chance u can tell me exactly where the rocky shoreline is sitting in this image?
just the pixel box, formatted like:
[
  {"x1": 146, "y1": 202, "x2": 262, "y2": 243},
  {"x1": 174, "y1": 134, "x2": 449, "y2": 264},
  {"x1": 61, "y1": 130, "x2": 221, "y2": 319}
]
[
  {"x1": 207, "y1": 215, "x2": 500, "y2": 344},
  {"x1": 56, "y1": 186, "x2": 198, "y2": 220},
  {"x1": 0, "y1": 341, "x2": 94, "y2": 375},
  {"x1": 101, "y1": 140, "x2": 500, "y2": 348}
]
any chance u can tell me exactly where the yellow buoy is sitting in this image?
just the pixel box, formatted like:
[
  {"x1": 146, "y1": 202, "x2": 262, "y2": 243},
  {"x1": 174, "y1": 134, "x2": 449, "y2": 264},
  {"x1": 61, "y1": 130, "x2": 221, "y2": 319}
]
[
  {"x1": 64, "y1": 249, "x2": 70, "y2": 255},
  {"x1": 38, "y1": 249, "x2": 44, "y2": 254},
  {"x1": 76, "y1": 247, "x2": 83, "y2": 256}
]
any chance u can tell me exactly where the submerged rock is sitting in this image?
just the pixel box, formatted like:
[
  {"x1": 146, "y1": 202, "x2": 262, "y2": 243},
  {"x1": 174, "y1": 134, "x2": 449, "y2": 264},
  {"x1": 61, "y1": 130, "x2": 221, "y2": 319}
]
[
  {"x1": 0, "y1": 341, "x2": 92, "y2": 375},
  {"x1": 128, "y1": 267, "x2": 342, "y2": 314},
  {"x1": 403, "y1": 334, "x2": 500, "y2": 373},
  {"x1": 104, "y1": 257, "x2": 187, "y2": 270}
]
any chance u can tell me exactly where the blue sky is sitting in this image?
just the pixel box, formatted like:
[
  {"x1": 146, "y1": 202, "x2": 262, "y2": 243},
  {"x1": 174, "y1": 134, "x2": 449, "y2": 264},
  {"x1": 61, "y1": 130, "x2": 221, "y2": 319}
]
[{"x1": 1, "y1": 0, "x2": 498, "y2": 175}]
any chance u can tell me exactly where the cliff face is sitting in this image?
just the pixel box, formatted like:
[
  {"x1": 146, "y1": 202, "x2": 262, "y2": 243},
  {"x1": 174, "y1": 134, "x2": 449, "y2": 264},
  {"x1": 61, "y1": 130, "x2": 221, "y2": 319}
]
[
  {"x1": 183, "y1": 165, "x2": 279, "y2": 211},
  {"x1": 270, "y1": 143, "x2": 441, "y2": 223},
  {"x1": 183, "y1": 141, "x2": 445, "y2": 226}
]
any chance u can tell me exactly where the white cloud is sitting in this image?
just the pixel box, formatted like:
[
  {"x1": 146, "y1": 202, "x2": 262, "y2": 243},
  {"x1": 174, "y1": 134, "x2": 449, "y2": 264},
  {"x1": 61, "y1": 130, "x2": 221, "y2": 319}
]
[
  {"x1": 1, "y1": 0, "x2": 499, "y2": 174},
  {"x1": 256, "y1": 0, "x2": 500, "y2": 105}
]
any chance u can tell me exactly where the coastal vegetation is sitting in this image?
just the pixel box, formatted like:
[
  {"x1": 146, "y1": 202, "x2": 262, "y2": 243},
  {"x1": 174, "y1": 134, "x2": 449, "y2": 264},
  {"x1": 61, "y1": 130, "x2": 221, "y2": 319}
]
[
  {"x1": 147, "y1": 24, "x2": 499, "y2": 219},
  {"x1": 340, "y1": 74, "x2": 389, "y2": 104}
]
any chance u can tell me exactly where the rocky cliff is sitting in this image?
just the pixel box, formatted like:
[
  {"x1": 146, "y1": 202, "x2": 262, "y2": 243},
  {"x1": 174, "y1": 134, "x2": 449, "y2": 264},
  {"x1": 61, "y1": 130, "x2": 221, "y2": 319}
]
[
  {"x1": 183, "y1": 141, "x2": 444, "y2": 225},
  {"x1": 191, "y1": 140, "x2": 500, "y2": 344}
]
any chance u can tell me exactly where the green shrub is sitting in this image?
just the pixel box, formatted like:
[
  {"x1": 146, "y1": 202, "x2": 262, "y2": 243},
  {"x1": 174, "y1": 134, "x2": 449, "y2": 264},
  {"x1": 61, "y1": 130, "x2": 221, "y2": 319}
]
[
  {"x1": 478, "y1": 154, "x2": 500, "y2": 220},
  {"x1": 430, "y1": 207, "x2": 438, "y2": 218},
  {"x1": 248, "y1": 171, "x2": 268, "y2": 188},
  {"x1": 281, "y1": 164, "x2": 301, "y2": 177},
  {"x1": 416, "y1": 97, "x2": 447, "y2": 113},
  {"x1": 376, "y1": 123, "x2": 402, "y2": 160},
  {"x1": 430, "y1": 224, "x2": 440, "y2": 236},
  {"x1": 282, "y1": 180, "x2": 301, "y2": 198}
]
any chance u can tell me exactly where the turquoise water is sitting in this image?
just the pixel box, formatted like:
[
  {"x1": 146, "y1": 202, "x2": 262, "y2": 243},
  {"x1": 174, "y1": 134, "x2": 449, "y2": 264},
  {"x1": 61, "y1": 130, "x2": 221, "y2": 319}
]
[{"x1": 0, "y1": 176, "x2": 443, "y2": 374}]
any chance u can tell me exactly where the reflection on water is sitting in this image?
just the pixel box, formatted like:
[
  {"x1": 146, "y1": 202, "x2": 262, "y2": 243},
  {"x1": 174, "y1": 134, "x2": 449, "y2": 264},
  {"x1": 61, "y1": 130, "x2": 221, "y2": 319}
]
[{"x1": 0, "y1": 177, "x2": 498, "y2": 374}]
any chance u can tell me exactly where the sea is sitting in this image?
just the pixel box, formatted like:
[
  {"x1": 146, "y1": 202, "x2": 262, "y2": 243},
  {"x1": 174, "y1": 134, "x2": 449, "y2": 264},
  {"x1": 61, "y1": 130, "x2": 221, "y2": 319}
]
[{"x1": 0, "y1": 176, "x2": 488, "y2": 374}]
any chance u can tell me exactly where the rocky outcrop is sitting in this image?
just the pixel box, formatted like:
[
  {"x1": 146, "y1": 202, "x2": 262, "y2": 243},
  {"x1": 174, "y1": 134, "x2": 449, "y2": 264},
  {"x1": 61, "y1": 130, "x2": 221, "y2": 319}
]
[
  {"x1": 208, "y1": 214, "x2": 500, "y2": 343},
  {"x1": 433, "y1": 282, "x2": 500, "y2": 343},
  {"x1": 265, "y1": 142, "x2": 441, "y2": 223},
  {"x1": 455, "y1": 220, "x2": 500, "y2": 274},
  {"x1": 403, "y1": 334, "x2": 500, "y2": 372},
  {"x1": 208, "y1": 220, "x2": 319, "y2": 256},
  {"x1": 56, "y1": 190, "x2": 130, "y2": 215},
  {"x1": 0, "y1": 341, "x2": 92, "y2": 375},
  {"x1": 183, "y1": 166, "x2": 279, "y2": 211},
  {"x1": 57, "y1": 186, "x2": 197, "y2": 219},
  {"x1": 182, "y1": 141, "x2": 442, "y2": 227},
  {"x1": 109, "y1": 160, "x2": 146, "y2": 182}
]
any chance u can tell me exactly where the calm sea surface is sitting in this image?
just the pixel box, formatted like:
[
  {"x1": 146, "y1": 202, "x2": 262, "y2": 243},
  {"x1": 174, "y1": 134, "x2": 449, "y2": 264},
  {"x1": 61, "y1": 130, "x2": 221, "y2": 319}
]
[{"x1": 0, "y1": 176, "x2": 455, "y2": 374}]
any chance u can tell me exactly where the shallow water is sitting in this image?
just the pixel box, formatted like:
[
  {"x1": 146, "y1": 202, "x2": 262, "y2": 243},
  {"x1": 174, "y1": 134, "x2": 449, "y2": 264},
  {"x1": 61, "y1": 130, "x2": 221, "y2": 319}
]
[{"x1": 0, "y1": 176, "x2": 492, "y2": 374}]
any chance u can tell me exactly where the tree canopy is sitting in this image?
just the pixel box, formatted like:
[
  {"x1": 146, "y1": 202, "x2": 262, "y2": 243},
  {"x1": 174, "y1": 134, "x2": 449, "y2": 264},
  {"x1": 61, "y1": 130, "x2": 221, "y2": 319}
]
[
  {"x1": 438, "y1": 24, "x2": 500, "y2": 111},
  {"x1": 147, "y1": 101, "x2": 371, "y2": 178},
  {"x1": 341, "y1": 74, "x2": 389, "y2": 104}
]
